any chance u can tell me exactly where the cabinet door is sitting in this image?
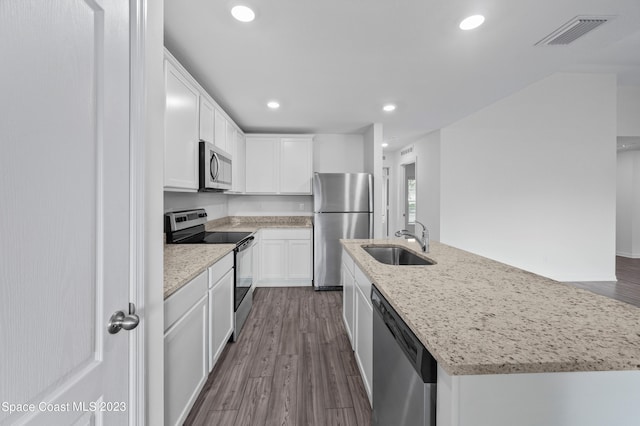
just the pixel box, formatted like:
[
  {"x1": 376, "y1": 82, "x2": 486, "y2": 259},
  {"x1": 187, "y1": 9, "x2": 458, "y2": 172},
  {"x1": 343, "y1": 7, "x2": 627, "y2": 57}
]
[
  {"x1": 280, "y1": 138, "x2": 312, "y2": 194},
  {"x1": 245, "y1": 137, "x2": 279, "y2": 193},
  {"x1": 226, "y1": 122, "x2": 236, "y2": 157},
  {"x1": 355, "y1": 282, "x2": 373, "y2": 404},
  {"x1": 287, "y1": 239, "x2": 312, "y2": 280},
  {"x1": 199, "y1": 97, "x2": 215, "y2": 144},
  {"x1": 342, "y1": 262, "x2": 355, "y2": 346},
  {"x1": 232, "y1": 132, "x2": 246, "y2": 193},
  {"x1": 209, "y1": 268, "x2": 234, "y2": 371},
  {"x1": 214, "y1": 109, "x2": 227, "y2": 153},
  {"x1": 164, "y1": 61, "x2": 199, "y2": 190},
  {"x1": 260, "y1": 239, "x2": 286, "y2": 280},
  {"x1": 164, "y1": 295, "x2": 208, "y2": 426}
]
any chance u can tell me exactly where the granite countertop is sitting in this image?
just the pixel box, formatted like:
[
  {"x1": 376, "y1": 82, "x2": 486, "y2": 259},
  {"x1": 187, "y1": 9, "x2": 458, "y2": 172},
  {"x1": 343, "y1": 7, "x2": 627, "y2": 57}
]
[
  {"x1": 164, "y1": 216, "x2": 312, "y2": 299},
  {"x1": 164, "y1": 244, "x2": 234, "y2": 299},
  {"x1": 205, "y1": 215, "x2": 312, "y2": 232},
  {"x1": 341, "y1": 238, "x2": 640, "y2": 376}
]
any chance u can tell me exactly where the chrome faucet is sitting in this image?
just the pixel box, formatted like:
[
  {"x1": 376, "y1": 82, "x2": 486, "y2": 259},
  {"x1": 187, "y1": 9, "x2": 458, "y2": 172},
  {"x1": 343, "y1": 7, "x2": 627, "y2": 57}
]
[{"x1": 395, "y1": 220, "x2": 429, "y2": 253}]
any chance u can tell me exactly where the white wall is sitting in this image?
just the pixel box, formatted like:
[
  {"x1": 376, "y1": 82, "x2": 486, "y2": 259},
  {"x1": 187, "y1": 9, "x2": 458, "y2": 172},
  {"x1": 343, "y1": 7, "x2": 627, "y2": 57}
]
[
  {"x1": 440, "y1": 73, "x2": 617, "y2": 281},
  {"x1": 313, "y1": 133, "x2": 365, "y2": 172},
  {"x1": 618, "y1": 86, "x2": 640, "y2": 137},
  {"x1": 164, "y1": 192, "x2": 228, "y2": 219},
  {"x1": 364, "y1": 124, "x2": 384, "y2": 238},
  {"x1": 227, "y1": 195, "x2": 312, "y2": 216},
  {"x1": 616, "y1": 150, "x2": 640, "y2": 258}
]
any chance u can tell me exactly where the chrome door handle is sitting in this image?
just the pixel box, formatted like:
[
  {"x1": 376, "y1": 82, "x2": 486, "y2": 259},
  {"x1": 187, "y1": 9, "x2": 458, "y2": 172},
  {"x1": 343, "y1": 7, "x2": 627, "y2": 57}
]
[{"x1": 108, "y1": 303, "x2": 140, "y2": 334}]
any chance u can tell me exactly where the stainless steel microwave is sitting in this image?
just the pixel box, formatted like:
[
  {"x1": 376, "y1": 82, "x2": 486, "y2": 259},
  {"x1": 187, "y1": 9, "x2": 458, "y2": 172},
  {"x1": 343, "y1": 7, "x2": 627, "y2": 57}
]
[{"x1": 199, "y1": 140, "x2": 232, "y2": 191}]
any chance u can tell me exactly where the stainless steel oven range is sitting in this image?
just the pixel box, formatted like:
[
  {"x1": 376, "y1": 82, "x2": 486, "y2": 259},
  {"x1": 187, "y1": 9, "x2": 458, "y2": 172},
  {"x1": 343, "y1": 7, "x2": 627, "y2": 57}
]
[{"x1": 165, "y1": 209, "x2": 255, "y2": 341}]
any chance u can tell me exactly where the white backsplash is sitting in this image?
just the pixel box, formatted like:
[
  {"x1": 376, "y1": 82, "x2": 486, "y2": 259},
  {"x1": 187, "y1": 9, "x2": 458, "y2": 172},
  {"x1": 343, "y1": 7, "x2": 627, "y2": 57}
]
[
  {"x1": 227, "y1": 195, "x2": 313, "y2": 216},
  {"x1": 164, "y1": 191, "x2": 228, "y2": 219}
]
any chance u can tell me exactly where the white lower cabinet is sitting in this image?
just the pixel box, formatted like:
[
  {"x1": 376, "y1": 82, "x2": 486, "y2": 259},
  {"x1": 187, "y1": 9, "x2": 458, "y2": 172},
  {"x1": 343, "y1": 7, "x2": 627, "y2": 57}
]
[
  {"x1": 256, "y1": 229, "x2": 312, "y2": 286},
  {"x1": 287, "y1": 239, "x2": 312, "y2": 279},
  {"x1": 342, "y1": 249, "x2": 373, "y2": 405},
  {"x1": 208, "y1": 253, "x2": 234, "y2": 371},
  {"x1": 341, "y1": 250, "x2": 355, "y2": 345},
  {"x1": 354, "y1": 269, "x2": 373, "y2": 405},
  {"x1": 259, "y1": 239, "x2": 287, "y2": 281},
  {"x1": 164, "y1": 271, "x2": 209, "y2": 426},
  {"x1": 164, "y1": 253, "x2": 235, "y2": 426}
]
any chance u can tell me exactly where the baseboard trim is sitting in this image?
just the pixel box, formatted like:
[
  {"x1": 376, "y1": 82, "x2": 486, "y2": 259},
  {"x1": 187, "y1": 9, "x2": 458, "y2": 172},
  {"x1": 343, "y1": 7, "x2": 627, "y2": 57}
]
[
  {"x1": 256, "y1": 280, "x2": 312, "y2": 287},
  {"x1": 616, "y1": 251, "x2": 640, "y2": 259},
  {"x1": 560, "y1": 276, "x2": 618, "y2": 283}
]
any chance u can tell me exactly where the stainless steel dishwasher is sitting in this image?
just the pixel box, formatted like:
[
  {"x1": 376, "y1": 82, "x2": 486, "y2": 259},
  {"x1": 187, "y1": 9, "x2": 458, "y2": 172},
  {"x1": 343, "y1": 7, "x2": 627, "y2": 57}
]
[{"x1": 372, "y1": 285, "x2": 437, "y2": 426}]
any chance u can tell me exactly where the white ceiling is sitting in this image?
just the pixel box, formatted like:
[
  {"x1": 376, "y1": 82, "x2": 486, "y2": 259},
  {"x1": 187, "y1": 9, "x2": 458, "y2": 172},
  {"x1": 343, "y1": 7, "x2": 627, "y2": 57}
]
[{"x1": 164, "y1": 0, "x2": 640, "y2": 151}]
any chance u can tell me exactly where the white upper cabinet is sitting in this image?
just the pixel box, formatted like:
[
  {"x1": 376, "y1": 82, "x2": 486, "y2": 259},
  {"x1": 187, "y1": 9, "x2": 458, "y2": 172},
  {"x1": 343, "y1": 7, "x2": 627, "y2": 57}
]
[
  {"x1": 232, "y1": 131, "x2": 246, "y2": 193},
  {"x1": 280, "y1": 138, "x2": 313, "y2": 194},
  {"x1": 226, "y1": 121, "x2": 236, "y2": 157},
  {"x1": 164, "y1": 49, "x2": 244, "y2": 192},
  {"x1": 199, "y1": 96, "x2": 215, "y2": 144},
  {"x1": 214, "y1": 109, "x2": 228, "y2": 153},
  {"x1": 164, "y1": 60, "x2": 199, "y2": 191},
  {"x1": 245, "y1": 137, "x2": 279, "y2": 193},
  {"x1": 245, "y1": 135, "x2": 314, "y2": 195}
]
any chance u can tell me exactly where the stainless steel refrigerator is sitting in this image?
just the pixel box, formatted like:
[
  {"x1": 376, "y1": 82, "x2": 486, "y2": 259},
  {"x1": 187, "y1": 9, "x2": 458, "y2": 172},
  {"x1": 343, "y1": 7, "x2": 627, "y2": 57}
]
[{"x1": 313, "y1": 173, "x2": 373, "y2": 290}]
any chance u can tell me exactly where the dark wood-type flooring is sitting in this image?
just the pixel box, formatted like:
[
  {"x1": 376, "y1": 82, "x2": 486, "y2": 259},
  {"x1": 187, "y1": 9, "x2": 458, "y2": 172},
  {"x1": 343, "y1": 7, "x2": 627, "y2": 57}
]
[
  {"x1": 568, "y1": 256, "x2": 640, "y2": 308},
  {"x1": 184, "y1": 287, "x2": 371, "y2": 426}
]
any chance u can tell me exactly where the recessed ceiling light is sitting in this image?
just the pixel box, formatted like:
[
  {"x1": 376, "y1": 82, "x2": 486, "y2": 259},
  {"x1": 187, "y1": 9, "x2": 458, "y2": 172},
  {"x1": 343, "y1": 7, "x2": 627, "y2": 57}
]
[
  {"x1": 459, "y1": 15, "x2": 485, "y2": 30},
  {"x1": 382, "y1": 143, "x2": 389, "y2": 148},
  {"x1": 267, "y1": 101, "x2": 280, "y2": 109},
  {"x1": 383, "y1": 104, "x2": 396, "y2": 112},
  {"x1": 231, "y1": 5, "x2": 255, "y2": 22}
]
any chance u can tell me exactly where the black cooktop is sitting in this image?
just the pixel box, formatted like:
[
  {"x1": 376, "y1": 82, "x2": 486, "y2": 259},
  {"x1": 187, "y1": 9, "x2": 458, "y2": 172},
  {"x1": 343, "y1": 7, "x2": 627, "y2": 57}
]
[
  {"x1": 166, "y1": 222, "x2": 253, "y2": 244},
  {"x1": 200, "y1": 232, "x2": 252, "y2": 244}
]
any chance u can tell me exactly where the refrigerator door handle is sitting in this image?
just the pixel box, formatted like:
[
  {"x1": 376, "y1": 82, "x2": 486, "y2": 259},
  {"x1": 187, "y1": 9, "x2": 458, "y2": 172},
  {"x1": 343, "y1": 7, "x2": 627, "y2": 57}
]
[
  {"x1": 368, "y1": 174, "x2": 374, "y2": 214},
  {"x1": 369, "y1": 213, "x2": 374, "y2": 238}
]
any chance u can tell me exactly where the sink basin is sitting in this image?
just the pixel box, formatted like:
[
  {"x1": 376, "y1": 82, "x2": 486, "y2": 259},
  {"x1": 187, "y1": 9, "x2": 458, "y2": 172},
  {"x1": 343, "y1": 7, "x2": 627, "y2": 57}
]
[{"x1": 362, "y1": 245, "x2": 436, "y2": 266}]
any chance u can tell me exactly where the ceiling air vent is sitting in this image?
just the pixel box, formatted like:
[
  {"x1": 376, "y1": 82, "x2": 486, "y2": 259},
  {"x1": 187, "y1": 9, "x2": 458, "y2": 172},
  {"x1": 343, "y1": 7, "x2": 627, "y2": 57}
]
[{"x1": 535, "y1": 16, "x2": 612, "y2": 46}]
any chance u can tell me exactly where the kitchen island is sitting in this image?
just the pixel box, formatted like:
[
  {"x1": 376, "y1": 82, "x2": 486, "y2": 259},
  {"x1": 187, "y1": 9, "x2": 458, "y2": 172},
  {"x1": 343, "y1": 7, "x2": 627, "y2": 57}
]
[{"x1": 341, "y1": 238, "x2": 640, "y2": 426}]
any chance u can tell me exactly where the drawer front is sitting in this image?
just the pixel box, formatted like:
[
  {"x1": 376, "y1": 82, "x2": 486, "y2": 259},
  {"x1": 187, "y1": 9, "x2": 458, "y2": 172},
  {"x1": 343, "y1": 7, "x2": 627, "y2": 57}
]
[
  {"x1": 260, "y1": 228, "x2": 311, "y2": 240},
  {"x1": 354, "y1": 265, "x2": 372, "y2": 308},
  {"x1": 208, "y1": 252, "x2": 234, "y2": 288},
  {"x1": 164, "y1": 270, "x2": 208, "y2": 331}
]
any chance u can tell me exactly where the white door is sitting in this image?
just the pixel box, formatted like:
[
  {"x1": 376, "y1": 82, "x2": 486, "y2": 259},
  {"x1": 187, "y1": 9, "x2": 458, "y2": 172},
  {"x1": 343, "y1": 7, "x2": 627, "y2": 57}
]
[{"x1": 0, "y1": 1, "x2": 133, "y2": 425}]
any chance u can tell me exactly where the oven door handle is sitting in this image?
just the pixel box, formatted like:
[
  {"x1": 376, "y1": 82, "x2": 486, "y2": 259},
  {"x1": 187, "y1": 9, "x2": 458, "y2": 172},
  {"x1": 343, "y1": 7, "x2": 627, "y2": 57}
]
[{"x1": 236, "y1": 235, "x2": 255, "y2": 252}]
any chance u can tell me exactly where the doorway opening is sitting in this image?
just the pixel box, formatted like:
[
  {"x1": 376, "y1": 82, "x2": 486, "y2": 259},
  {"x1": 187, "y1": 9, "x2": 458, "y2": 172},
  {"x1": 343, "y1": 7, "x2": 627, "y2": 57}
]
[
  {"x1": 403, "y1": 162, "x2": 416, "y2": 234},
  {"x1": 382, "y1": 167, "x2": 390, "y2": 238}
]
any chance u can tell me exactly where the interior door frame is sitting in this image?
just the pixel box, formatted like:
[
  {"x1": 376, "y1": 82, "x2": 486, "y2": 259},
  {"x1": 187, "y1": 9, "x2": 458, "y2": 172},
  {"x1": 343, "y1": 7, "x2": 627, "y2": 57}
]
[
  {"x1": 129, "y1": 1, "x2": 146, "y2": 424},
  {"x1": 399, "y1": 157, "x2": 418, "y2": 234},
  {"x1": 382, "y1": 167, "x2": 390, "y2": 238}
]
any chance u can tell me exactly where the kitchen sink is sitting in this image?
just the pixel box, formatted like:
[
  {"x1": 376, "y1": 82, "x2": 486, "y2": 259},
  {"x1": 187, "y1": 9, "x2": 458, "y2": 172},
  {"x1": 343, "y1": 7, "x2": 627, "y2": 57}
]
[{"x1": 362, "y1": 245, "x2": 436, "y2": 266}]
